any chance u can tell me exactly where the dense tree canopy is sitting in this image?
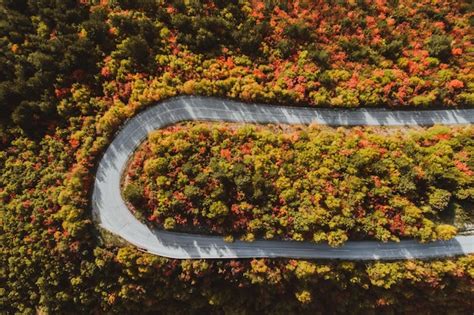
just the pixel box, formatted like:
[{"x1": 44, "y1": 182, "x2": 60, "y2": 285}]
[
  {"x1": 1, "y1": 0, "x2": 473, "y2": 138},
  {"x1": 1, "y1": 0, "x2": 473, "y2": 313},
  {"x1": 125, "y1": 123, "x2": 473, "y2": 245}
]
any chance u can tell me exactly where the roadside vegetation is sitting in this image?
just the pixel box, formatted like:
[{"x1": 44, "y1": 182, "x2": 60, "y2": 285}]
[
  {"x1": 1, "y1": 0, "x2": 473, "y2": 313},
  {"x1": 124, "y1": 123, "x2": 473, "y2": 245}
]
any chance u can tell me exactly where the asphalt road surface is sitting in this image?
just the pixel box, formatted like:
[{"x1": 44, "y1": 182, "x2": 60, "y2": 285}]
[{"x1": 92, "y1": 96, "x2": 474, "y2": 260}]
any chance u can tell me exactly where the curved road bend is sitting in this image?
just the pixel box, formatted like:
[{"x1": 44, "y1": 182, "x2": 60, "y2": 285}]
[{"x1": 92, "y1": 96, "x2": 474, "y2": 260}]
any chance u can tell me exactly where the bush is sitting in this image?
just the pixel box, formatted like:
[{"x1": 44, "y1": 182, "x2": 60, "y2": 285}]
[
  {"x1": 410, "y1": 93, "x2": 437, "y2": 107},
  {"x1": 307, "y1": 45, "x2": 330, "y2": 68},
  {"x1": 207, "y1": 201, "x2": 229, "y2": 219},
  {"x1": 426, "y1": 35, "x2": 452, "y2": 61},
  {"x1": 163, "y1": 217, "x2": 176, "y2": 230},
  {"x1": 123, "y1": 183, "x2": 144, "y2": 205},
  {"x1": 435, "y1": 224, "x2": 457, "y2": 240},
  {"x1": 112, "y1": 36, "x2": 151, "y2": 67},
  {"x1": 456, "y1": 93, "x2": 474, "y2": 106},
  {"x1": 381, "y1": 39, "x2": 404, "y2": 60},
  {"x1": 277, "y1": 39, "x2": 293, "y2": 58},
  {"x1": 428, "y1": 188, "x2": 452, "y2": 211},
  {"x1": 144, "y1": 157, "x2": 168, "y2": 176},
  {"x1": 283, "y1": 22, "x2": 312, "y2": 41},
  {"x1": 340, "y1": 39, "x2": 373, "y2": 62}
]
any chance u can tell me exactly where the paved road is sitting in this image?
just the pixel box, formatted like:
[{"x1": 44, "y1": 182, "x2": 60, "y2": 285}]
[{"x1": 92, "y1": 96, "x2": 474, "y2": 260}]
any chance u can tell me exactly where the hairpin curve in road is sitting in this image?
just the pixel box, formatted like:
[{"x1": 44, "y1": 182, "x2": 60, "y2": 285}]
[{"x1": 92, "y1": 96, "x2": 474, "y2": 259}]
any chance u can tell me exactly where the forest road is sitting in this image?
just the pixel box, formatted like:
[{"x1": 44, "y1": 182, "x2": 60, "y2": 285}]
[{"x1": 92, "y1": 96, "x2": 474, "y2": 259}]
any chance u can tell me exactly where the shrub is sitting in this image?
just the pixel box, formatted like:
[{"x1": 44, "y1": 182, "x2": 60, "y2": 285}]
[
  {"x1": 456, "y1": 93, "x2": 474, "y2": 106},
  {"x1": 277, "y1": 39, "x2": 293, "y2": 58},
  {"x1": 163, "y1": 217, "x2": 176, "y2": 230},
  {"x1": 428, "y1": 188, "x2": 452, "y2": 211},
  {"x1": 144, "y1": 158, "x2": 168, "y2": 176},
  {"x1": 123, "y1": 183, "x2": 144, "y2": 205},
  {"x1": 426, "y1": 35, "x2": 452, "y2": 61},
  {"x1": 410, "y1": 93, "x2": 437, "y2": 107},
  {"x1": 330, "y1": 88, "x2": 360, "y2": 107},
  {"x1": 283, "y1": 22, "x2": 312, "y2": 41},
  {"x1": 435, "y1": 224, "x2": 457, "y2": 240},
  {"x1": 207, "y1": 201, "x2": 229, "y2": 219},
  {"x1": 381, "y1": 39, "x2": 404, "y2": 60},
  {"x1": 310, "y1": 88, "x2": 330, "y2": 106},
  {"x1": 340, "y1": 38, "x2": 375, "y2": 62},
  {"x1": 307, "y1": 45, "x2": 330, "y2": 68},
  {"x1": 295, "y1": 290, "x2": 312, "y2": 304}
]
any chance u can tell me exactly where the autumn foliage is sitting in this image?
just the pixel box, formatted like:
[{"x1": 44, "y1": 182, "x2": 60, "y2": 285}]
[
  {"x1": 1, "y1": 0, "x2": 474, "y2": 313},
  {"x1": 125, "y1": 123, "x2": 473, "y2": 245}
]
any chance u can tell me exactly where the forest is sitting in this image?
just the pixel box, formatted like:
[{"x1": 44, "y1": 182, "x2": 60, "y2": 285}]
[
  {"x1": 124, "y1": 123, "x2": 473, "y2": 245},
  {"x1": 1, "y1": 0, "x2": 473, "y2": 313}
]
